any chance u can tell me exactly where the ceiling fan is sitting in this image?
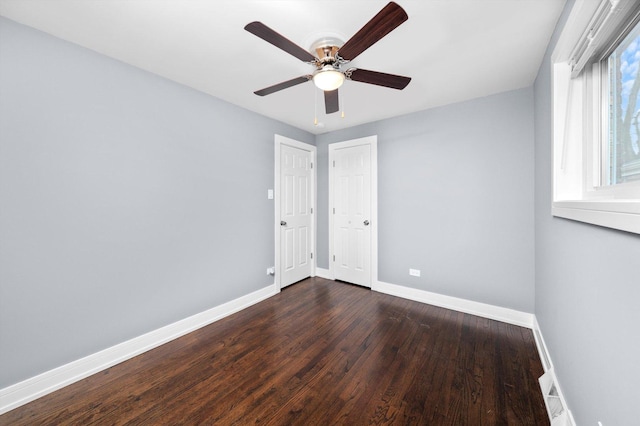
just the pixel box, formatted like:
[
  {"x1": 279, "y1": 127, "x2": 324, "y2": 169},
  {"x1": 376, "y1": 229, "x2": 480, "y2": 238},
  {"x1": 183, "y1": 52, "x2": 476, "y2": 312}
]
[{"x1": 244, "y1": 2, "x2": 411, "y2": 115}]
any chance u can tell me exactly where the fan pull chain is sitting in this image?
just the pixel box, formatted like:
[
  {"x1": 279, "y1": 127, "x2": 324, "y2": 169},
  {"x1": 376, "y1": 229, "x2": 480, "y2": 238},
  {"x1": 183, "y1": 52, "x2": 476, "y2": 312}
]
[{"x1": 341, "y1": 87, "x2": 345, "y2": 118}]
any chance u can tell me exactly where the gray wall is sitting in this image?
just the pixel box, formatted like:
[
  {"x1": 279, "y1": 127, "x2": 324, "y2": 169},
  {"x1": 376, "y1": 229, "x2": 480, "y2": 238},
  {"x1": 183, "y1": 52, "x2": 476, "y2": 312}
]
[
  {"x1": 316, "y1": 88, "x2": 536, "y2": 313},
  {"x1": 534, "y1": 1, "x2": 640, "y2": 425},
  {"x1": 0, "y1": 17, "x2": 313, "y2": 388}
]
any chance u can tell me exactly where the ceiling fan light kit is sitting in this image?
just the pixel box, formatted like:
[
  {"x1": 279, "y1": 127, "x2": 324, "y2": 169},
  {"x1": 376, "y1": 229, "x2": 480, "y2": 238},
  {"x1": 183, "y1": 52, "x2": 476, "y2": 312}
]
[
  {"x1": 313, "y1": 66, "x2": 345, "y2": 91},
  {"x1": 245, "y1": 1, "x2": 411, "y2": 115}
]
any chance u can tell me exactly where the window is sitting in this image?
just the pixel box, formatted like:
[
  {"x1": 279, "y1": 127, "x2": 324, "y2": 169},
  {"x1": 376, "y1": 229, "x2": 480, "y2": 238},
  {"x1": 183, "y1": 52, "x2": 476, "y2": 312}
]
[
  {"x1": 606, "y1": 23, "x2": 640, "y2": 186},
  {"x1": 551, "y1": 0, "x2": 640, "y2": 235}
]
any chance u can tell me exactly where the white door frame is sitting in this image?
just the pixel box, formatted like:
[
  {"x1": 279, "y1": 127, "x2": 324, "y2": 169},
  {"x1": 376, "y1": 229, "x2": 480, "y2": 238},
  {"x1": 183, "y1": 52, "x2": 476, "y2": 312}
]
[
  {"x1": 328, "y1": 135, "x2": 378, "y2": 287},
  {"x1": 274, "y1": 134, "x2": 317, "y2": 290}
]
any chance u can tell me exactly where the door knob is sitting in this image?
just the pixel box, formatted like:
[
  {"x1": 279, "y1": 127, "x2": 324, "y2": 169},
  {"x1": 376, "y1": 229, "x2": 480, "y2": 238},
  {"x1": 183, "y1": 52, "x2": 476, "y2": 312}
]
[
  {"x1": 280, "y1": 220, "x2": 287, "y2": 226},
  {"x1": 363, "y1": 220, "x2": 370, "y2": 226}
]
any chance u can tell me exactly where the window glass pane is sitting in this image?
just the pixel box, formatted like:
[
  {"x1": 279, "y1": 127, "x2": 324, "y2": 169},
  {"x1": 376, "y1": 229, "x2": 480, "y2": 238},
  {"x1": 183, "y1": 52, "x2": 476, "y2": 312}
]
[{"x1": 608, "y1": 21, "x2": 640, "y2": 185}]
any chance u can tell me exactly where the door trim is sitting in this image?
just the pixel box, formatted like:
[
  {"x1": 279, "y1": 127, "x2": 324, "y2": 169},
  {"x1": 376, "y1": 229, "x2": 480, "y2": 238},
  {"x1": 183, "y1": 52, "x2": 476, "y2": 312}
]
[
  {"x1": 328, "y1": 135, "x2": 378, "y2": 287},
  {"x1": 274, "y1": 134, "x2": 317, "y2": 290}
]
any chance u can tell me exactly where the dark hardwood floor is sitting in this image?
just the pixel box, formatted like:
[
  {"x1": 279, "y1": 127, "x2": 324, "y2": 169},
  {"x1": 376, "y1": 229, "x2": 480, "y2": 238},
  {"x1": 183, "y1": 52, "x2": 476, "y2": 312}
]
[{"x1": 1, "y1": 277, "x2": 548, "y2": 425}]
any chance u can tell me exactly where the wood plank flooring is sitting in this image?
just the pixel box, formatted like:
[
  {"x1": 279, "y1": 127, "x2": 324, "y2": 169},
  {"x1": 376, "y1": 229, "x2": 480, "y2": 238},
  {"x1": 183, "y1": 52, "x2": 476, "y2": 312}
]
[{"x1": 1, "y1": 278, "x2": 549, "y2": 425}]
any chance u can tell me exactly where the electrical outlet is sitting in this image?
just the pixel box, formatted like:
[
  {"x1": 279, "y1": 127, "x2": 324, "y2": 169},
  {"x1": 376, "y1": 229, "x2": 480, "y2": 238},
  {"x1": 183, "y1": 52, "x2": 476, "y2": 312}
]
[
  {"x1": 266, "y1": 267, "x2": 275, "y2": 275},
  {"x1": 409, "y1": 268, "x2": 421, "y2": 277}
]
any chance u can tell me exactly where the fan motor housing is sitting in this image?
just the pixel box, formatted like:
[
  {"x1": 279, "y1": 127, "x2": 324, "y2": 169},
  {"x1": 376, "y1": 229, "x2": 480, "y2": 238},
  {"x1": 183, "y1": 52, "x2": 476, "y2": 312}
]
[{"x1": 310, "y1": 37, "x2": 344, "y2": 68}]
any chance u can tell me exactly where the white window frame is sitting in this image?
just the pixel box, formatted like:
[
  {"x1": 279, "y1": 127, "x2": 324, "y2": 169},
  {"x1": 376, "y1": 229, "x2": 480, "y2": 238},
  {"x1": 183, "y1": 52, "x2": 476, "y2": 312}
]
[{"x1": 551, "y1": 0, "x2": 640, "y2": 235}]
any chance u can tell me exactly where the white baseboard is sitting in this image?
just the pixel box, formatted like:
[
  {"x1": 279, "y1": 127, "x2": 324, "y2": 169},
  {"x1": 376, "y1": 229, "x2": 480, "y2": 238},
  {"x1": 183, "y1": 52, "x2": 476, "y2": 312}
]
[
  {"x1": 0, "y1": 284, "x2": 279, "y2": 415},
  {"x1": 533, "y1": 317, "x2": 575, "y2": 426},
  {"x1": 315, "y1": 267, "x2": 331, "y2": 279},
  {"x1": 373, "y1": 280, "x2": 534, "y2": 328},
  {"x1": 532, "y1": 316, "x2": 553, "y2": 372}
]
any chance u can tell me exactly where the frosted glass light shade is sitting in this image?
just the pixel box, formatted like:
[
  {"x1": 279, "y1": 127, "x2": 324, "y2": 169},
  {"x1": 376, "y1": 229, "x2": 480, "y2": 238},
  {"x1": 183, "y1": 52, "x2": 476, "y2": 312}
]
[{"x1": 313, "y1": 69, "x2": 345, "y2": 91}]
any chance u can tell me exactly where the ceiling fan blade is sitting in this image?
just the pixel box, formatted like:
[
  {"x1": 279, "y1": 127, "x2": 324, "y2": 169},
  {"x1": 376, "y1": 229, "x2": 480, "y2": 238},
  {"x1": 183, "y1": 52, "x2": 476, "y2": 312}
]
[
  {"x1": 337, "y1": 2, "x2": 408, "y2": 61},
  {"x1": 324, "y1": 89, "x2": 339, "y2": 114},
  {"x1": 245, "y1": 21, "x2": 317, "y2": 63},
  {"x1": 254, "y1": 76, "x2": 311, "y2": 96},
  {"x1": 348, "y1": 68, "x2": 411, "y2": 90}
]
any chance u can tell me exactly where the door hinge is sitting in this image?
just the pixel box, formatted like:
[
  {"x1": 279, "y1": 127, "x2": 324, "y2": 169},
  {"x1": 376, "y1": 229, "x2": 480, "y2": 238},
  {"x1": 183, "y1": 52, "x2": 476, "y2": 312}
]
[
  {"x1": 333, "y1": 208, "x2": 335, "y2": 214},
  {"x1": 311, "y1": 207, "x2": 313, "y2": 214},
  {"x1": 333, "y1": 255, "x2": 335, "y2": 262},
  {"x1": 310, "y1": 162, "x2": 313, "y2": 169},
  {"x1": 310, "y1": 253, "x2": 313, "y2": 259},
  {"x1": 333, "y1": 160, "x2": 335, "y2": 167}
]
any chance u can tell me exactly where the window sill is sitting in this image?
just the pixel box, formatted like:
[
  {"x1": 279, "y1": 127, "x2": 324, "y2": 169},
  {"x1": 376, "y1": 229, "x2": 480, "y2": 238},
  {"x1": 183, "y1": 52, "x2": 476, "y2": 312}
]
[{"x1": 552, "y1": 200, "x2": 640, "y2": 234}]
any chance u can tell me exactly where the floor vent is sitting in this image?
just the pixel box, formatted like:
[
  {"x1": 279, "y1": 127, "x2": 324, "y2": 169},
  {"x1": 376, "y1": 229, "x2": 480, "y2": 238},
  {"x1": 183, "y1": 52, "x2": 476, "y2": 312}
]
[{"x1": 538, "y1": 369, "x2": 574, "y2": 426}]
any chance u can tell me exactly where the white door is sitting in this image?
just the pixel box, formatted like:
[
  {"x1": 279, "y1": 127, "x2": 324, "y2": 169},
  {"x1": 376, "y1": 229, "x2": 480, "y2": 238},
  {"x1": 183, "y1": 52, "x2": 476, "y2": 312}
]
[
  {"x1": 330, "y1": 137, "x2": 376, "y2": 287},
  {"x1": 279, "y1": 141, "x2": 313, "y2": 287}
]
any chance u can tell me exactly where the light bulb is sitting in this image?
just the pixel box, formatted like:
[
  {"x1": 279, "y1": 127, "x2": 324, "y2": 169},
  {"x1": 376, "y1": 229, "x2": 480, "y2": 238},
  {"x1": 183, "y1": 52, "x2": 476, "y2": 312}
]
[{"x1": 313, "y1": 67, "x2": 345, "y2": 91}]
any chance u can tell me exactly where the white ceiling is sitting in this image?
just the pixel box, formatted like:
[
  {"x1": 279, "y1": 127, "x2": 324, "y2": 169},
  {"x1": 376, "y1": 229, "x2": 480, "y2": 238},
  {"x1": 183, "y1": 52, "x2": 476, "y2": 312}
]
[{"x1": 0, "y1": 0, "x2": 566, "y2": 134}]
